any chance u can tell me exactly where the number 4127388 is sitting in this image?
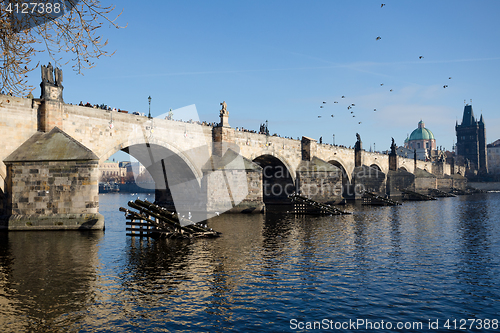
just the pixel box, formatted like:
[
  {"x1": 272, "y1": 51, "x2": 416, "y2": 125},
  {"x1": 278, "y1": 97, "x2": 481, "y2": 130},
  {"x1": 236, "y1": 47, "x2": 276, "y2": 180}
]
[
  {"x1": 5, "y1": 2, "x2": 62, "y2": 15},
  {"x1": 444, "y1": 319, "x2": 498, "y2": 330}
]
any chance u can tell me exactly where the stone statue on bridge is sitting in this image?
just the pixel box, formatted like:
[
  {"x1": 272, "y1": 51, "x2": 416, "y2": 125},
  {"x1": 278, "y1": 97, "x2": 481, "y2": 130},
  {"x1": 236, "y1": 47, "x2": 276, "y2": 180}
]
[
  {"x1": 355, "y1": 133, "x2": 362, "y2": 151},
  {"x1": 220, "y1": 101, "x2": 228, "y2": 116},
  {"x1": 41, "y1": 62, "x2": 63, "y2": 87},
  {"x1": 54, "y1": 67, "x2": 63, "y2": 86},
  {"x1": 40, "y1": 62, "x2": 64, "y2": 101},
  {"x1": 390, "y1": 137, "x2": 397, "y2": 155},
  {"x1": 354, "y1": 133, "x2": 362, "y2": 167}
]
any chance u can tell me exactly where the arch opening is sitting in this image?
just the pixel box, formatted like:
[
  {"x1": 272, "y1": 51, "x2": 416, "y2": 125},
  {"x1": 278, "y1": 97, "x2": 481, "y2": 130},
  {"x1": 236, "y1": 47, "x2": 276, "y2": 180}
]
[
  {"x1": 100, "y1": 142, "x2": 204, "y2": 222},
  {"x1": 123, "y1": 144, "x2": 202, "y2": 213},
  {"x1": 370, "y1": 164, "x2": 382, "y2": 171},
  {"x1": 253, "y1": 155, "x2": 295, "y2": 204},
  {"x1": 328, "y1": 160, "x2": 350, "y2": 198}
]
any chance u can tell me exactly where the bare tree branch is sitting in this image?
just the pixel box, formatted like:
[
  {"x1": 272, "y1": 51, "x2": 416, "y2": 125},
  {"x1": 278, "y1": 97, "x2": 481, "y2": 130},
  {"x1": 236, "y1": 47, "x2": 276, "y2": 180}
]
[{"x1": 0, "y1": 0, "x2": 125, "y2": 95}]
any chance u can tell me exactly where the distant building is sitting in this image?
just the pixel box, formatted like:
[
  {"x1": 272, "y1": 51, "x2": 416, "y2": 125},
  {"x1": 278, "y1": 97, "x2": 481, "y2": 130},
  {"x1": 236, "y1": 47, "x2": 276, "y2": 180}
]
[
  {"x1": 99, "y1": 159, "x2": 126, "y2": 180},
  {"x1": 455, "y1": 104, "x2": 488, "y2": 174},
  {"x1": 404, "y1": 120, "x2": 436, "y2": 161},
  {"x1": 395, "y1": 146, "x2": 415, "y2": 159},
  {"x1": 487, "y1": 139, "x2": 500, "y2": 176}
]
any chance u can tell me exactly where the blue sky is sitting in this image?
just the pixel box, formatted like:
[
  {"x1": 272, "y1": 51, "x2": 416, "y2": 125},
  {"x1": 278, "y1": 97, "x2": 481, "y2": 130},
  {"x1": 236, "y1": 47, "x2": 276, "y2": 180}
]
[{"x1": 28, "y1": 0, "x2": 500, "y2": 156}]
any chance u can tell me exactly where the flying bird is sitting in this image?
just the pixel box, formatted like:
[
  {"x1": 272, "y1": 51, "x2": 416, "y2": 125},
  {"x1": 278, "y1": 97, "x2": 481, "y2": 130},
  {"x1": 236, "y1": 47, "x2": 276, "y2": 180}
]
[
  {"x1": 334, "y1": 101, "x2": 338, "y2": 103},
  {"x1": 358, "y1": 121, "x2": 362, "y2": 124},
  {"x1": 320, "y1": 106, "x2": 323, "y2": 108},
  {"x1": 341, "y1": 95, "x2": 345, "y2": 98},
  {"x1": 419, "y1": 56, "x2": 424, "y2": 59},
  {"x1": 351, "y1": 103, "x2": 355, "y2": 106},
  {"x1": 331, "y1": 115, "x2": 334, "y2": 117},
  {"x1": 390, "y1": 89, "x2": 393, "y2": 92},
  {"x1": 376, "y1": 36, "x2": 381, "y2": 40},
  {"x1": 352, "y1": 115, "x2": 356, "y2": 118},
  {"x1": 351, "y1": 111, "x2": 354, "y2": 114},
  {"x1": 347, "y1": 106, "x2": 351, "y2": 110},
  {"x1": 380, "y1": 83, "x2": 384, "y2": 86},
  {"x1": 381, "y1": 4, "x2": 385, "y2": 7},
  {"x1": 449, "y1": 77, "x2": 452, "y2": 79},
  {"x1": 443, "y1": 85, "x2": 448, "y2": 88},
  {"x1": 323, "y1": 101, "x2": 326, "y2": 104},
  {"x1": 318, "y1": 115, "x2": 322, "y2": 118},
  {"x1": 374, "y1": 109, "x2": 377, "y2": 112}
]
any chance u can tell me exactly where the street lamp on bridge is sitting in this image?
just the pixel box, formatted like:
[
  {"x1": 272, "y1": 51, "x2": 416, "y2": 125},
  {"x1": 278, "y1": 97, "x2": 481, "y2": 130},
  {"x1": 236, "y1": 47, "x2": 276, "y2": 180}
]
[{"x1": 148, "y1": 96, "x2": 152, "y2": 119}]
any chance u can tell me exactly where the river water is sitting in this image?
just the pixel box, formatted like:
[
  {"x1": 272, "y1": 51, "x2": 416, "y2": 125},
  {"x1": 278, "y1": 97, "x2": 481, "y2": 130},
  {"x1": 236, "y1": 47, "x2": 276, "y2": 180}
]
[{"x1": 0, "y1": 192, "x2": 499, "y2": 332}]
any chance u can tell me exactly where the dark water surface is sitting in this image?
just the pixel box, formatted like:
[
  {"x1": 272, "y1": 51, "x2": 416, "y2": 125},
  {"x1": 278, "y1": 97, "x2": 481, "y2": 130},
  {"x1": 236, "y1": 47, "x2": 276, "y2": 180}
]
[{"x1": 0, "y1": 192, "x2": 499, "y2": 332}]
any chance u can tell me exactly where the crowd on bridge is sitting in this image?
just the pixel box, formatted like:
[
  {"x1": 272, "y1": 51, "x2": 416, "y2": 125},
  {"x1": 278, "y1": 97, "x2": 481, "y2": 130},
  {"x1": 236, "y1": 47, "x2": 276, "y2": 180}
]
[{"x1": 70, "y1": 100, "x2": 369, "y2": 150}]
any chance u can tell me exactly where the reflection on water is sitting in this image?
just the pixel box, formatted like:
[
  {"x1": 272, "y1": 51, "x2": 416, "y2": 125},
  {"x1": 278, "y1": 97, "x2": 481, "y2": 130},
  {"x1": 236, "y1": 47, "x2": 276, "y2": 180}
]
[
  {"x1": 0, "y1": 193, "x2": 499, "y2": 332},
  {"x1": 0, "y1": 231, "x2": 103, "y2": 332}
]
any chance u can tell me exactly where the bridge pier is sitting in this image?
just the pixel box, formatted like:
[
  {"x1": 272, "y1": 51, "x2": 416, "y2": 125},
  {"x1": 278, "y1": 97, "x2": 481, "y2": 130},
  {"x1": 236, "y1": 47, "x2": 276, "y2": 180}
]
[
  {"x1": 298, "y1": 137, "x2": 343, "y2": 203},
  {"x1": 203, "y1": 149, "x2": 264, "y2": 213},
  {"x1": 2, "y1": 127, "x2": 104, "y2": 230},
  {"x1": 206, "y1": 119, "x2": 265, "y2": 213}
]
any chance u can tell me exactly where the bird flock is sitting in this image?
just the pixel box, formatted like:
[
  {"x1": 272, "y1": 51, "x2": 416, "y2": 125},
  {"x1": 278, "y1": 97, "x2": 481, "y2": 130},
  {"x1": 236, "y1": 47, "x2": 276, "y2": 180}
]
[{"x1": 315, "y1": 3, "x2": 453, "y2": 134}]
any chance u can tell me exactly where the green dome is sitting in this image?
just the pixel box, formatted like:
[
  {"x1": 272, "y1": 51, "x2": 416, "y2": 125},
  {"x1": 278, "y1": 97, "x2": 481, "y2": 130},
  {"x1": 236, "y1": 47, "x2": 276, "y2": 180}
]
[{"x1": 408, "y1": 121, "x2": 435, "y2": 141}]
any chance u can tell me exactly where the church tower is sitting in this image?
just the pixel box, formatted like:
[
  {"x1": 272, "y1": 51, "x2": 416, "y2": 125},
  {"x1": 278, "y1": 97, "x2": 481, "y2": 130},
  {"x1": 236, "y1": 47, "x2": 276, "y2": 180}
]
[{"x1": 455, "y1": 104, "x2": 488, "y2": 174}]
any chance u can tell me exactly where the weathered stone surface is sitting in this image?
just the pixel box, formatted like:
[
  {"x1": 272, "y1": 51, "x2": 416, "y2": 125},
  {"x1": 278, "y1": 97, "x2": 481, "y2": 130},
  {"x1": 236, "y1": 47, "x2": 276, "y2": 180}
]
[
  {"x1": 414, "y1": 168, "x2": 437, "y2": 193},
  {"x1": 296, "y1": 157, "x2": 342, "y2": 203},
  {"x1": 203, "y1": 149, "x2": 264, "y2": 213},
  {"x1": 352, "y1": 165, "x2": 386, "y2": 197},
  {"x1": 301, "y1": 136, "x2": 317, "y2": 162},
  {"x1": 5, "y1": 126, "x2": 97, "y2": 162},
  {"x1": 450, "y1": 173, "x2": 467, "y2": 190},
  {"x1": 387, "y1": 169, "x2": 415, "y2": 198}
]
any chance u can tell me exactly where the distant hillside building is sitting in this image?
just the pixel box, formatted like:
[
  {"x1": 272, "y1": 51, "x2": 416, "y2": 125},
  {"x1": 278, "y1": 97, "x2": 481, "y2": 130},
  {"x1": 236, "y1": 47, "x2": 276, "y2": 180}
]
[
  {"x1": 455, "y1": 104, "x2": 488, "y2": 174},
  {"x1": 404, "y1": 120, "x2": 436, "y2": 160},
  {"x1": 487, "y1": 139, "x2": 500, "y2": 176}
]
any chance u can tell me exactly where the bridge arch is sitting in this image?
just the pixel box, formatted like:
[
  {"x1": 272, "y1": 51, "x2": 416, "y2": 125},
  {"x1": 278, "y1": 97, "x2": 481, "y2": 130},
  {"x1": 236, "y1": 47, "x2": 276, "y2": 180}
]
[
  {"x1": 249, "y1": 152, "x2": 296, "y2": 182},
  {"x1": 399, "y1": 166, "x2": 408, "y2": 172},
  {"x1": 370, "y1": 163, "x2": 382, "y2": 172},
  {"x1": 99, "y1": 136, "x2": 209, "y2": 214},
  {"x1": 327, "y1": 159, "x2": 351, "y2": 184},
  {"x1": 253, "y1": 154, "x2": 295, "y2": 204},
  {"x1": 100, "y1": 136, "x2": 204, "y2": 185},
  {"x1": 328, "y1": 158, "x2": 351, "y2": 198}
]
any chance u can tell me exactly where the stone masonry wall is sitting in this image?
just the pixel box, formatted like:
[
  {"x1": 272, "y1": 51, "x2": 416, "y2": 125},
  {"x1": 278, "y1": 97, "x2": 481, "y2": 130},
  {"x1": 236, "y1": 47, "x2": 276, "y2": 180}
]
[
  {"x1": 414, "y1": 177, "x2": 437, "y2": 193},
  {"x1": 0, "y1": 95, "x2": 38, "y2": 194},
  {"x1": 5, "y1": 160, "x2": 101, "y2": 229},
  {"x1": 204, "y1": 169, "x2": 264, "y2": 213},
  {"x1": 8, "y1": 160, "x2": 99, "y2": 215}
]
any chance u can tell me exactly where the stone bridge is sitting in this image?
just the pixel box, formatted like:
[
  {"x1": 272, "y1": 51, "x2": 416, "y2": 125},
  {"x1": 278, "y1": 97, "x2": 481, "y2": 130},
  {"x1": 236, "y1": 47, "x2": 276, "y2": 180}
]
[{"x1": 0, "y1": 68, "x2": 466, "y2": 230}]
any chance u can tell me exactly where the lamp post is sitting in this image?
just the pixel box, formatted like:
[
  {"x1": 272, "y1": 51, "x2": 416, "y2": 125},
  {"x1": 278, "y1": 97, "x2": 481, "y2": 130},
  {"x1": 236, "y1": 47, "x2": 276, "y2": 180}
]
[
  {"x1": 148, "y1": 96, "x2": 152, "y2": 119},
  {"x1": 332, "y1": 134, "x2": 335, "y2": 145}
]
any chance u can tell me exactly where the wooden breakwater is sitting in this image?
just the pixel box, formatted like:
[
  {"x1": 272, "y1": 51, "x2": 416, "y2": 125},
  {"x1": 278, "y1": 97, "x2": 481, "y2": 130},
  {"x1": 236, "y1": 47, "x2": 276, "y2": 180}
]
[
  {"x1": 120, "y1": 199, "x2": 221, "y2": 239},
  {"x1": 288, "y1": 194, "x2": 352, "y2": 215}
]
